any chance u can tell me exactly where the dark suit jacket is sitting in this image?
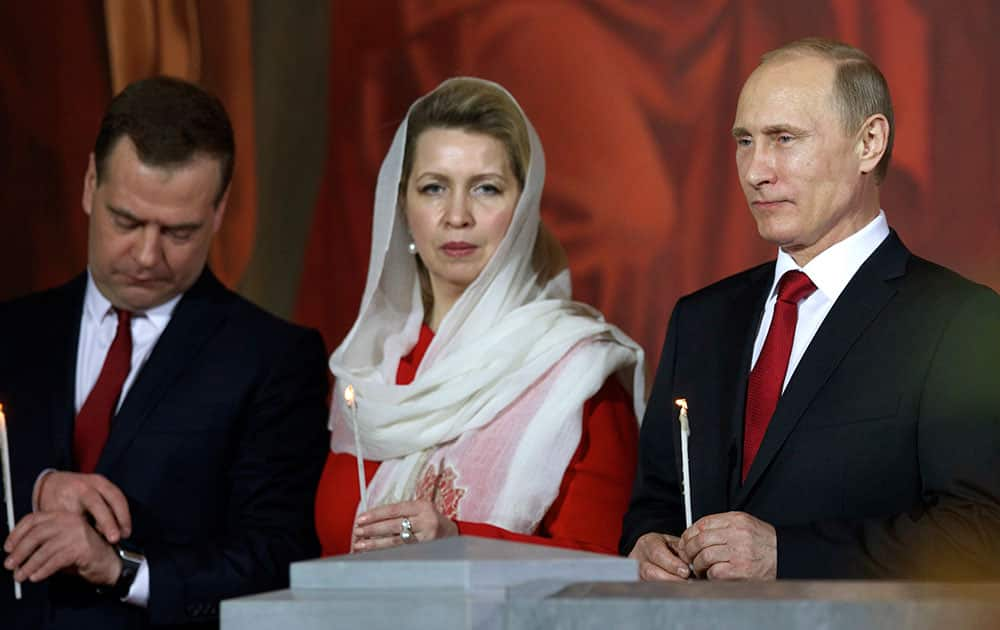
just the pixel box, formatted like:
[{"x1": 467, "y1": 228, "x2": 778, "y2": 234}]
[
  {"x1": 0, "y1": 269, "x2": 330, "y2": 628},
  {"x1": 621, "y1": 232, "x2": 1000, "y2": 579}
]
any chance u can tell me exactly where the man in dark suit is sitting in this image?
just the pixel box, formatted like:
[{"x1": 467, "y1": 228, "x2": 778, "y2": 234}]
[
  {"x1": 621, "y1": 38, "x2": 1000, "y2": 580},
  {"x1": 1, "y1": 77, "x2": 330, "y2": 627}
]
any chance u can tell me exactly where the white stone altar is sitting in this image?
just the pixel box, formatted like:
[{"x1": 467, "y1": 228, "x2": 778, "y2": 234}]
[
  {"x1": 506, "y1": 579, "x2": 1000, "y2": 629},
  {"x1": 221, "y1": 536, "x2": 637, "y2": 630},
  {"x1": 222, "y1": 536, "x2": 1000, "y2": 630}
]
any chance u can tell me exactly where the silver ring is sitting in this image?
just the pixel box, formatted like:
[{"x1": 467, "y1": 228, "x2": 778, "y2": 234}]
[{"x1": 400, "y1": 517, "x2": 415, "y2": 543}]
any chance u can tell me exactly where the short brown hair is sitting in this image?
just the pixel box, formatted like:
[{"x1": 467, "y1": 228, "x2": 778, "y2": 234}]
[
  {"x1": 762, "y1": 37, "x2": 894, "y2": 183},
  {"x1": 94, "y1": 76, "x2": 235, "y2": 204}
]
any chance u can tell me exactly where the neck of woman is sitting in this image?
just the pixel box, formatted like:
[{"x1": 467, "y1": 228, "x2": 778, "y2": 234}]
[{"x1": 427, "y1": 285, "x2": 464, "y2": 332}]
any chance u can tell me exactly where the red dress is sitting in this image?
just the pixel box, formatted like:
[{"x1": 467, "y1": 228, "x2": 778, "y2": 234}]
[{"x1": 314, "y1": 324, "x2": 638, "y2": 555}]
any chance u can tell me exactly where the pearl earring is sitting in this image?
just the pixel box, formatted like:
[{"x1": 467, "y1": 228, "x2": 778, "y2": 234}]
[{"x1": 407, "y1": 242, "x2": 418, "y2": 255}]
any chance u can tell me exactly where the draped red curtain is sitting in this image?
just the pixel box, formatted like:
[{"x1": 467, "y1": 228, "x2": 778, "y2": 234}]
[
  {"x1": 100, "y1": 0, "x2": 258, "y2": 288},
  {"x1": 3, "y1": 1, "x2": 997, "y2": 368},
  {"x1": 296, "y1": 0, "x2": 1000, "y2": 372},
  {"x1": 0, "y1": 1, "x2": 110, "y2": 298}
]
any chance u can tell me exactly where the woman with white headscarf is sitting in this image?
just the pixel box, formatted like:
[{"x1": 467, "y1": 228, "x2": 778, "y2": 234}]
[{"x1": 314, "y1": 77, "x2": 645, "y2": 555}]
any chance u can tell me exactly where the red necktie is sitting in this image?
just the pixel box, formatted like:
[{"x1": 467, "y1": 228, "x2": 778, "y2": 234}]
[
  {"x1": 742, "y1": 270, "x2": 816, "y2": 481},
  {"x1": 74, "y1": 308, "x2": 133, "y2": 473}
]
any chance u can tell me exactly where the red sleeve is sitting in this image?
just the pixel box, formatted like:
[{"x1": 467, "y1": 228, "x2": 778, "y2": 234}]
[
  {"x1": 315, "y1": 452, "x2": 381, "y2": 556},
  {"x1": 455, "y1": 377, "x2": 638, "y2": 555}
]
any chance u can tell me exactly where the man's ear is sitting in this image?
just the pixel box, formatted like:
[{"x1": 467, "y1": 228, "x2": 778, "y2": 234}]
[
  {"x1": 858, "y1": 114, "x2": 890, "y2": 176},
  {"x1": 211, "y1": 184, "x2": 231, "y2": 234},
  {"x1": 82, "y1": 153, "x2": 98, "y2": 216}
]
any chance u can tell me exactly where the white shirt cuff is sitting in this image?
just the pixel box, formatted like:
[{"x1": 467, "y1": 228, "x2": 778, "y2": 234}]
[
  {"x1": 123, "y1": 559, "x2": 150, "y2": 607},
  {"x1": 32, "y1": 468, "x2": 56, "y2": 511}
]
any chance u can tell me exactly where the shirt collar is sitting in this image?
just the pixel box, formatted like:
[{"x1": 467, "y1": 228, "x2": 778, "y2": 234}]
[
  {"x1": 84, "y1": 270, "x2": 183, "y2": 332},
  {"x1": 83, "y1": 272, "x2": 114, "y2": 326},
  {"x1": 768, "y1": 209, "x2": 891, "y2": 302}
]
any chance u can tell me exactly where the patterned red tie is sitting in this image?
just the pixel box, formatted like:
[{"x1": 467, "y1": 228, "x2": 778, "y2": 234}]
[
  {"x1": 742, "y1": 270, "x2": 816, "y2": 482},
  {"x1": 74, "y1": 308, "x2": 133, "y2": 473}
]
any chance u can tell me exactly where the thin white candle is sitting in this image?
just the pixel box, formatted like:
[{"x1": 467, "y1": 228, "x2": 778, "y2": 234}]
[
  {"x1": 0, "y1": 404, "x2": 22, "y2": 599},
  {"x1": 675, "y1": 398, "x2": 693, "y2": 529},
  {"x1": 344, "y1": 386, "x2": 368, "y2": 513}
]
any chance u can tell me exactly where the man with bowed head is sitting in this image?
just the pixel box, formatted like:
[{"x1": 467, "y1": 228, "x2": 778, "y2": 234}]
[
  {"x1": 621, "y1": 38, "x2": 1000, "y2": 580},
  {"x1": 0, "y1": 76, "x2": 329, "y2": 628}
]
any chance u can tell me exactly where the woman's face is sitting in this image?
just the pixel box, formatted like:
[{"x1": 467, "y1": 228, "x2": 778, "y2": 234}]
[{"x1": 404, "y1": 127, "x2": 520, "y2": 305}]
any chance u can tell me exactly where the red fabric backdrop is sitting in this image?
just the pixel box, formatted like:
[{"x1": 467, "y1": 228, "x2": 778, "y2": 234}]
[
  {"x1": 296, "y1": 0, "x2": 1000, "y2": 374},
  {"x1": 0, "y1": 1, "x2": 110, "y2": 298},
  {"x1": 2, "y1": 1, "x2": 997, "y2": 375}
]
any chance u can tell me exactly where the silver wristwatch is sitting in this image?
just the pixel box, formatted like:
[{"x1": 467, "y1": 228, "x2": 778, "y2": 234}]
[{"x1": 111, "y1": 545, "x2": 144, "y2": 599}]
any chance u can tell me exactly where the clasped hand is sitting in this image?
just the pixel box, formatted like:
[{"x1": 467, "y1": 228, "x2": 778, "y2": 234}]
[
  {"x1": 630, "y1": 511, "x2": 777, "y2": 581},
  {"x1": 3, "y1": 472, "x2": 132, "y2": 586},
  {"x1": 352, "y1": 499, "x2": 458, "y2": 552}
]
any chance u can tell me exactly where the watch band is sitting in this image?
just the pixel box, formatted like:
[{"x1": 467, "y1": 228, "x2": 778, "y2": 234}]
[{"x1": 111, "y1": 544, "x2": 144, "y2": 600}]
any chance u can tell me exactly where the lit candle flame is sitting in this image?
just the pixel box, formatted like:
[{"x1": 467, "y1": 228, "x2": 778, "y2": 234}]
[
  {"x1": 674, "y1": 396, "x2": 693, "y2": 531},
  {"x1": 342, "y1": 385, "x2": 368, "y2": 513}
]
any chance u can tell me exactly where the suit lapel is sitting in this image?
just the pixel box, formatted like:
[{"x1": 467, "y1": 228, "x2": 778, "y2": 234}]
[
  {"x1": 50, "y1": 275, "x2": 87, "y2": 468},
  {"x1": 735, "y1": 233, "x2": 910, "y2": 505},
  {"x1": 717, "y1": 265, "x2": 772, "y2": 509},
  {"x1": 96, "y1": 269, "x2": 232, "y2": 473}
]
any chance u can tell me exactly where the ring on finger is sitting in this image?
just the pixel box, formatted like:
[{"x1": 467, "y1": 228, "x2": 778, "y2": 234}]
[{"x1": 400, "y1": 517, "x2": 415, "y2": 543}]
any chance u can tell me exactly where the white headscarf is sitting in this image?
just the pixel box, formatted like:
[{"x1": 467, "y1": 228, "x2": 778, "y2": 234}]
[{"x1": 328, "y1": 77, "x2": 645, "y2": 533}]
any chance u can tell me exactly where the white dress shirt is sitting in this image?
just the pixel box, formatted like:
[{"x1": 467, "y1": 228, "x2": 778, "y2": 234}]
[
  {"x1": 750, "y1": 210, "x2": 891, "y2": 391},
  {"x1": 72, "y1": 272, "x2": 181, "y2": 606},
  {"x1": 76, "y1": 274, "x2": 180, "y2": 413}
]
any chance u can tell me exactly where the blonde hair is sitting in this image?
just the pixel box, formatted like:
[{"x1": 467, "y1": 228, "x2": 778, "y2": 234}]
[{"x1": 401, "y1": 78, "x2": 530, "y2": 192}]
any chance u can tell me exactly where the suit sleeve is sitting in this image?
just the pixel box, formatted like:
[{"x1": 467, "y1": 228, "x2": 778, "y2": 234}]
[
  {"x1": 619, "y1": 303, "x2": 687, "y2": 555},
  {"x1": 142, "y1": 328, "x2": 330, "y2": 624},
  {"x1": 776, "y1": 287, "x2": 1000, "y2": 579}
]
